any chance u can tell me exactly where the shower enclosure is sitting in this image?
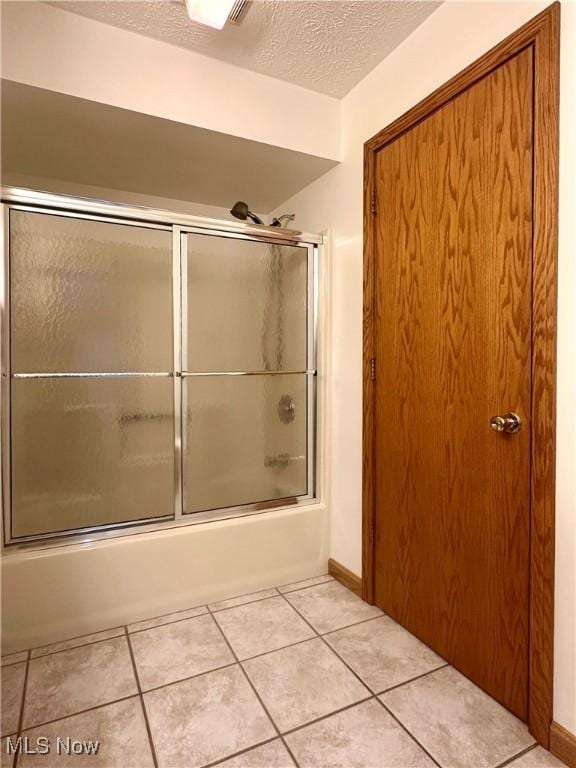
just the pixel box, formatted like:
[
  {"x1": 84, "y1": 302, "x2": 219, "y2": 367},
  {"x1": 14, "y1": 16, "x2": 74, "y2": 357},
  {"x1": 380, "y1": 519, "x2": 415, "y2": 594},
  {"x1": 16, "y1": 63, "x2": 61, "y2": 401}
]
[{"x1": 1, "y1": 189, "x2": 320, "y2": 546}]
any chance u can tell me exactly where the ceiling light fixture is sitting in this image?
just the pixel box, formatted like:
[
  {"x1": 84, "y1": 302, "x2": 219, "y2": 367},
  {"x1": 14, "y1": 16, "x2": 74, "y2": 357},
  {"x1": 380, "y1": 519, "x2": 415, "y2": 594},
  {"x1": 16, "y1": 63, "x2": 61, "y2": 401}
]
[{"x1": 184, "y1": 0, "x2": 246, "y2": 29}]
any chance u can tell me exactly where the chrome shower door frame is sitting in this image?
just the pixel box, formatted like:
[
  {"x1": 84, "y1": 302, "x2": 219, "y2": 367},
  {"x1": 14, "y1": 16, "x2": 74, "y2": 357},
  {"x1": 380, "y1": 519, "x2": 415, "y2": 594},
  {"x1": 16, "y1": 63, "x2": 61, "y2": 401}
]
[
  {"x1": 179, "y1": 227, "x2": 317, "y2": 516},
  {"x1": 1, "y1": 189, "x2": 322, "y2": 549}
]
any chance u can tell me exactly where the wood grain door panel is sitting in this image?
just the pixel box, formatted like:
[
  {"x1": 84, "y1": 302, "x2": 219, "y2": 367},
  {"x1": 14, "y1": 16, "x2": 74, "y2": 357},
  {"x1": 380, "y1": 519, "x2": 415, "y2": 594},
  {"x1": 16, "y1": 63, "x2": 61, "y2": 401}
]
[{"x1": 373, "y1": 48, "x2": 533, "y2": 719}]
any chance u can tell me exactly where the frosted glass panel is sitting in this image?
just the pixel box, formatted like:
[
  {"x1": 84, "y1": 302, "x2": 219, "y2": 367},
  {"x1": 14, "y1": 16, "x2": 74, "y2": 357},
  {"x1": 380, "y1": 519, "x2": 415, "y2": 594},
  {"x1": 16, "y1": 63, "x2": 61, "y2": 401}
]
[
  {"x1": 186, "y1": 234, "x2": 307, "y2": 372},
  {"x1": 11, "y1": 377, "x2": 174, "y2": 537},
  {"x1": 184, "y1": 374, "x2": 307, "y2": 513},
  {"x1": 10, "y1": 211, "x2": 173, "y2": 373}
]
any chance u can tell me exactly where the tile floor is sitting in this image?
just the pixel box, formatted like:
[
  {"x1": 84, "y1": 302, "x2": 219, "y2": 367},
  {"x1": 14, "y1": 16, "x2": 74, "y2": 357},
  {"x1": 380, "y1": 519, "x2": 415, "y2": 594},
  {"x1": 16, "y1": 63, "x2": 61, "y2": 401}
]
[{"x1": 0, "y1": 575, "x2": 567, "y2": 768}]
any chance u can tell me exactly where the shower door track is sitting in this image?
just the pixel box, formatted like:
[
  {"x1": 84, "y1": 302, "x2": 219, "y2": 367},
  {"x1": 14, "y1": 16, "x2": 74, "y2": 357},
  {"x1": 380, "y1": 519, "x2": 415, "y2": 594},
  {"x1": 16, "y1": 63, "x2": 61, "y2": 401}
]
[{"x1": 1, "y1": 187, "x2": 322, "y2": 551}]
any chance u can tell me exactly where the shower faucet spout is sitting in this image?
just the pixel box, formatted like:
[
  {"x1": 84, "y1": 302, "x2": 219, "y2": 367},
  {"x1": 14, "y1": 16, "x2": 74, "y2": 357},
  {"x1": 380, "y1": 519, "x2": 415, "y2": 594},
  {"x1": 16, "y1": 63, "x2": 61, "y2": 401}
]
[{"x1": 271, "y1": 213, "x2": 296, "y2": 228}]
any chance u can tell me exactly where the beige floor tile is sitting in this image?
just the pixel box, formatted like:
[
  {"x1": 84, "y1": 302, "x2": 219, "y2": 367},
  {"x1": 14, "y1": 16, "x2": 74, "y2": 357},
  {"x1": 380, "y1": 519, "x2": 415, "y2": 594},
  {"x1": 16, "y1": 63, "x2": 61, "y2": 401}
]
[
  {"x1": 18, "y1": 697, "x2": 154, "y2": 768},
  {"x1": 381, "y1": 666, "x2": 535, "y2": 768},
  {"x1": 1, "y1": 652, "x2": 28, "y2": 668},
  {"x1": 286, "y1": 699, "x2": 435, "y2": 767},
  {"x1": 214, "y1": 597, "x2": 315, "y2": 660},
  {"x1": 130, "y1": 613, "x2": 234, "y2": 690},
  {"x1": 277, "y1": 576, "x2": 333, "y2": 594},
  {"x1": 144, "y1": 665, "x2": 275, "y2": 768},
  {"x1": 209, "y1": 589, "x2": 279, "y2": 613},
  {"x1": 23, "y1": 637, "x2": 137, "y2": 729},
  {"x1": 30, "y1": 628, "x2": 125, "y2": 659},
  {"x1": 1, "y1": 661, "x2": 26, "y2": 736},
  {"x1": 285, "y1": 581, "x2": 382, "y2": 633},
  {"x1": 507, "y1": 746, "x2": 567, "y2": 767},
  {"x1": 128, "y1": 605, "x2": 207, "y2": 633},
  {"x1": 243, "y1": 638, "x2": 370, "y2": 732},
  {"x1": 325, "y1": 615, "x2": 445, "y2": 693},
  {"x1": 217, "y1": 740, "x2": 295, "y2": 768}
]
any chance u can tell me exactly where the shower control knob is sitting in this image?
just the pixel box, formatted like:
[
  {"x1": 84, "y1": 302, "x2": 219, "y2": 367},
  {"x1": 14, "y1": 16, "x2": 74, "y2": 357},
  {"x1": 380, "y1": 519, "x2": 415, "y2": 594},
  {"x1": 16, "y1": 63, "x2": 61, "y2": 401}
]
[{"x1": 278, "y1": 395, "x2": 296, "y2": 424}]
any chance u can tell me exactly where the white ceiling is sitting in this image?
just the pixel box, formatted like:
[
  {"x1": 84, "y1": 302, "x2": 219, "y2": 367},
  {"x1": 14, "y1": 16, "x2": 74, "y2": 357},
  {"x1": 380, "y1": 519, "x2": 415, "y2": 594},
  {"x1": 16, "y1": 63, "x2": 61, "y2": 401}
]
[
  {"x1": 47, "y1": 0, "x2": 440, "y2": 98},
  {"x1": 1, "y1": 80, "x2": 337, "y2": 212}
]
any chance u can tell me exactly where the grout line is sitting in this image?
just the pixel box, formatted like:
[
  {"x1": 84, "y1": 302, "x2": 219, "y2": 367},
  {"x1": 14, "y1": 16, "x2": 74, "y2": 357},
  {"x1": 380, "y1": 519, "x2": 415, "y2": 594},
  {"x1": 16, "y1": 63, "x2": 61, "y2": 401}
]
[
  {"x1": 277, "y1": 590, "x2": 444, "y2": 767},
  {"x1": 12, "y1": 650, "x2": 30, "y2": 768},
  {"x1": 14, "y1": 652, "x2": 239, "y2": 730},
  {"x1": 310, "y1": 595, "x2": 534, "y2": 768},
  {"x1": 274, "y1": 590, "x2": 378, "y2": 750},
  {"x1": 127, "y1": 604, "x2": 206, "y2": 628},
  {"x1": 0, "y1": 658, "x2": 29, "y2": 669},
  {"x1": 208, "y1": 587, "x2": 281, "y2": 612},
  {"x1": 124, "y1": 628, "x2": 159, "y2": 768},
  {"x1": 278, "y1": 589, "x2": 443, "y2": 701},
  {"x1": 21, "y1": 611, "x2": 209, "y2": 660},
  {"x1": 276, "y1": 576, "x2": 334, "y2": 594},
  {"x1": 377, "y1": 698, "x2": 443, "y2": 768},
  {"x1": 373, "y1": 663, "x2": 450, "y2": 696},
  {"x1": 280, "y1": 694, "x2": 374, "y2": 738},
  {"x1": 276, "y1": 591, "x2": 369, "y2": 688},
  {"x1": 27, "y1": 631, "x2": 129, "y2": 660},
  {"x1": 276, "y1": 574, "x2": 331, "y2": 590},
  {"x1": 233, "y1": 634, "x2": 317, "y2": 663},
  {"x1": 206, "y1": 605, "x2": 302, "y2": 768},
  {"x1": 22, "y1": 604, "x2": 210, "y2": 658},
  {"x1": 209, "y1": 592, "x2": 282, "y2": 616},
  {"x1": 11, "y1": 693, "x2": 141, "y2": 736},
  {"x1": 215, "y1": 612, "x2": 388, "y2": 667},
  {"x1": 26, "y1": 625, "x2": 126, "y2": 656},
  {"x1": 494, "y1": 744, "x2": 539, "y2": 768},
  {"x1": 128, "y1": 610, "x2": 210, "y2": 636},
  {"x1": 142, "y1": 661, "x2": 239, "y2": 696},
  {"x1": 199, "y1": 736, "x2": 281, "y2": 768},
  {"x1": 318, "y1": 613, "x2": 386, "y2": 636}
]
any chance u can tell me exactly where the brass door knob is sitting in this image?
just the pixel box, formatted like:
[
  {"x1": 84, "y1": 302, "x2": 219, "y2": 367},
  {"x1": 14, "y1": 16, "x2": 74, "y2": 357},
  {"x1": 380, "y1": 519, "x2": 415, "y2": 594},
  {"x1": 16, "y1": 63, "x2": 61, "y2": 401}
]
[{"x1": 490, "y1": 412, "x2": 522, "y2": 434}]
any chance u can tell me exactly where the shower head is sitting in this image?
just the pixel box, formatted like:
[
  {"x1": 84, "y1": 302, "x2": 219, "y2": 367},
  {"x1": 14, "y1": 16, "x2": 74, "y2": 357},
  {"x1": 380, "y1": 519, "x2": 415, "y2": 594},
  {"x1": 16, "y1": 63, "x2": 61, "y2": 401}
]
[{"x1": 230, "y1": 201, "x2": 264, "y2": 226}]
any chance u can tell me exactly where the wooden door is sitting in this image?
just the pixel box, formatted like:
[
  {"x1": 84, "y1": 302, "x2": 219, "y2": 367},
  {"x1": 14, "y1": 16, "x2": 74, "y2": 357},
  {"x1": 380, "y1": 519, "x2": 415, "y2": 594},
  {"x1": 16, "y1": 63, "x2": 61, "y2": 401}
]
[{"x1": 372, "y1": 48, "x2": 533, "y2": 720}]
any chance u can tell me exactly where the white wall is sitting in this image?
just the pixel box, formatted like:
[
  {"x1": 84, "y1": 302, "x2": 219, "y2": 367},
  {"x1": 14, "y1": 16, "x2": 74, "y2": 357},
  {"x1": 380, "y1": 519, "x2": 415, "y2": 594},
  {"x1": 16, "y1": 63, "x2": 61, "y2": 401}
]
[
  {"x1": 0, "y1": 1, "x2": 340, "y2": 162},
  {"x1": 273, "y1": 0, "x2": 575, "y2": 733}
]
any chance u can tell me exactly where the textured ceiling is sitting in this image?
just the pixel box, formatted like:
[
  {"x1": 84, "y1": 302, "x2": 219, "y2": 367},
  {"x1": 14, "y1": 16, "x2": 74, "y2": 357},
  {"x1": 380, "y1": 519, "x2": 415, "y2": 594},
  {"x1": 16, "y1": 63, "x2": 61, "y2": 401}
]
[{"x1": 47, "y1": 0, "x2": 440, "y2": 97}]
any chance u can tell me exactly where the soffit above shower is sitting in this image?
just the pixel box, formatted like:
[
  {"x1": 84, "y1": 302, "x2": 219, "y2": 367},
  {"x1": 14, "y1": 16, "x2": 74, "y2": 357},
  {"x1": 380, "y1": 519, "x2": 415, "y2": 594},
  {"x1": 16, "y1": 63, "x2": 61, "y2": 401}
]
[
  {"x1": 45, "y1": 0, "x2": 441, "y2": 98},
  {"x1": 1, "y1": 80, "x2": 337, "y2": 213}
]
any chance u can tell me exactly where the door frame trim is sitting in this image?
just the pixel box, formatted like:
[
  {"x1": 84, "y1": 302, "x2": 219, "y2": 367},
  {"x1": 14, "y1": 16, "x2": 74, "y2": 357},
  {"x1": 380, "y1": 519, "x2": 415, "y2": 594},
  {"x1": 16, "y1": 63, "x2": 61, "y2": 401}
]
[{"x1": 362, "y1": 4, "x2": 560, "y2": 747}]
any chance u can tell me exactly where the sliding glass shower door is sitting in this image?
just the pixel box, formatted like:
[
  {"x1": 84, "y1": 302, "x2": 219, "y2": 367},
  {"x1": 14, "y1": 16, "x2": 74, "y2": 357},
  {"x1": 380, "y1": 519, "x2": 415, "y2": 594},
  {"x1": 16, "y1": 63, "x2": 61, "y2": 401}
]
[
  {"x1": 182, "y1": 232, "x2": 311, "y2": 514},
  {"x1": 7, "y1": 210, "x2": 175, "y2": 539},
  {"x1": 3, "y1": 197, "x2": 317, "y2": 545}
]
